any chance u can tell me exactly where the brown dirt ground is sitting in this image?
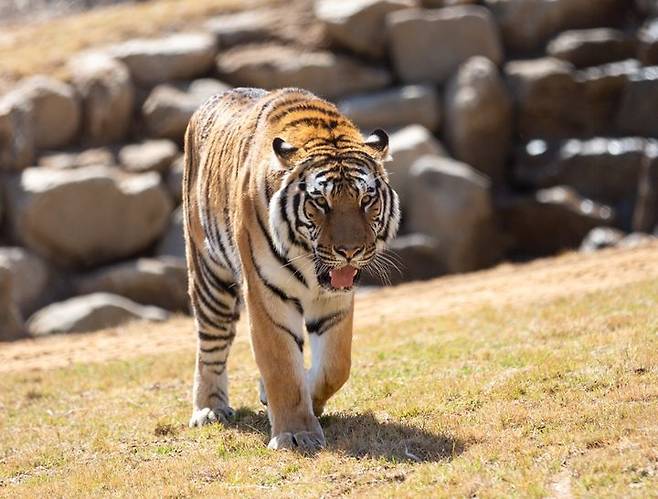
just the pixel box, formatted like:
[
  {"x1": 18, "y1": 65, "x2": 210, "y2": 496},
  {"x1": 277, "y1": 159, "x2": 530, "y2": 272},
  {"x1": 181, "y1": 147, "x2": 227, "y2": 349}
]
[{"x1": 2, "y1": 242, "x2": 657, "y2": 374}]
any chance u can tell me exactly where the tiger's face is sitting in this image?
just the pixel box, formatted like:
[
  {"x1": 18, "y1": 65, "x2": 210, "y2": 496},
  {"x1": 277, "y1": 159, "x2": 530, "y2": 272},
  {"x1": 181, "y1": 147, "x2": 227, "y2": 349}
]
[{"x1": 269, "y1": 129, "x2": 400, "y2": 292}]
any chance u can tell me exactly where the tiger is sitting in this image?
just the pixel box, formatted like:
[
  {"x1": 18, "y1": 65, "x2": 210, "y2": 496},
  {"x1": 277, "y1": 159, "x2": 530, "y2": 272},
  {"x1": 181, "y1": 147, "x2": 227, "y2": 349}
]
[{"x1": 183, "y1": 87, "x2": 400, "y2": 451}]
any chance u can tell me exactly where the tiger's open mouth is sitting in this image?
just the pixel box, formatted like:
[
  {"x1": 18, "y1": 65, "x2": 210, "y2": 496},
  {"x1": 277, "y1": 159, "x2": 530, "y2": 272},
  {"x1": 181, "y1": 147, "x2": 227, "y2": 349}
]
[{"x1": 317, "y1": 265, "x2": 361, "y2": 291}]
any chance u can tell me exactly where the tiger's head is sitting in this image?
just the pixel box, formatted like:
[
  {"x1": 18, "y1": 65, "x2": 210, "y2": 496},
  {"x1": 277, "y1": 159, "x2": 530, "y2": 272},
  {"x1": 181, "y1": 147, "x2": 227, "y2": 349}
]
[{"x1": 269, "y1": 126, "x2": 400, "y2": 292}]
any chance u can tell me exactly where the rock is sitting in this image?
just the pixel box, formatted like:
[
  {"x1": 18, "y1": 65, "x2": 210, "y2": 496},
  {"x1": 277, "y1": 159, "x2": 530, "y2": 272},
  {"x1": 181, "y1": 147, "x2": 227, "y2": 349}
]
[
  {"x1": 205, "y1": 9, "x2": 279, "y2": 48},
  {"x1": 108, "y1": 33, "x2": 218, "y2": 86},
  {"x1": 580, "y1": 227, "x2": 624, "y2": 252},
  {"x1": 637, "y1": 0, "x2": 658, "y2": 16},
  {"x1": 13, "y1": 76, "x2": 81, "y2": 150},
  {"x1": 217, "y1": 44, "x2": 392, "y2": 98},
  {"x1": 407, "y1": 155, "x2": 501, "y2": 273},
  {"x1": 315, "y1": 0, "x2": 415, "y2": 59},
  {"x1": 638, "y1": 19, "x2": 658, "y2": 66},
  {"x1": 0, "y1": 247, "x2": 52, "y2": 316},
  {"x1": 27, "y1": 292, "x2": 169, "y2": 336},
  {"x1": 484, "y1": 0, "x2": 629, "y2": 54},
  {"x1": 118, "y1": 140, "x2": 179, "y2": 173},
  {"x1": 618, "y1": 232, "x2": 657, "y2": 248},
  {"x1": 547, "y1": 29, "x2": 635, "y2": 69},
  {"x1": 157, "y1": 206, "x2": 185, "y2": 259},
  {"x1": 422, "y1": 0, "x2": 477, "y2": 5},
  {"x1": 387, "y1": 126, "x2": 447, "y2": 214},
  {"x1": 0, "y1": 91, "x2": 35, "y2": 170},
  {"x1": 69, "y1": 52, "x2": 135, "y2": 145},
  {"x1": 632, "y1": 142, "x2": 658, "y2": 232},
  {"x1": 506, "y1": 58, "x2": 638, "y2": 139},
  {"x1": 337, "y1": 85, "x2": 440, "y2": 132},
  {"x1": 514, "y1": 137, "x2": 647, "y2": 229},
  {"x1": 617, "y1": 66, "x2": 658, "y2": 138},
  {"x1": 166, "y1": 156, "x2": 184, "y2": 204},
  {"x1": 361, "y1": 233, "x2": 446, "y2": 285},
  {"x1": 501, "y1": 186, "x2": 615, "y2": 257},
  {"x1": 142, "y1": 79, "x2": 229, "y2": 140},
  {"x1": 38, "y1": 147, "x2": 115, "y2": 169},
  {"x1": 0, "y1": 267, "x2": 26, "y2": 341},
  {"x1": 388, "y1": 6, "x2": 503, "y2": 84},
  {"x1": 5, "y1": 165, "x2": 173, "y2": 267},
  {"x1": 76, "y1": 257, "x2": 188, "y2": 312},
  {"x1": 445, "y1": 56, "x2": 512, "y2": 185}
]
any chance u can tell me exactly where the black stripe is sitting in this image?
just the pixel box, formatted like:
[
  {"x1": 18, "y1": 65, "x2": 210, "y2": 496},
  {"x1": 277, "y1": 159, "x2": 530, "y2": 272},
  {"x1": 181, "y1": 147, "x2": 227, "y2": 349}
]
[
  {"x1": 262, "y1": 307, "x2": 304, "y2": 353},
  {"x1": 201, "y1": 359, "x2": 227, "y2": 366},
  {"x1": 200, "y1": 343, "x2": 230, "y2": 353},
  {"x1": 306, "y1": 311, "x2": 346, "y2": 335},
  {"x1": 198, "y1": 329, "x2": 232, "y2": 342},
  {"x1": 269, "y1": 103, "x2": 341, "y2": 123}
]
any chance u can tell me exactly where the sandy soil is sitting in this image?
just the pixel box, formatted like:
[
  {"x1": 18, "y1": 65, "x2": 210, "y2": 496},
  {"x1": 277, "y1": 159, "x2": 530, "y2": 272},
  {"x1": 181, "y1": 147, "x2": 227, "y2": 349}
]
[{"x1": 2, "y1": 242, "x2": 657, "y2": 374}]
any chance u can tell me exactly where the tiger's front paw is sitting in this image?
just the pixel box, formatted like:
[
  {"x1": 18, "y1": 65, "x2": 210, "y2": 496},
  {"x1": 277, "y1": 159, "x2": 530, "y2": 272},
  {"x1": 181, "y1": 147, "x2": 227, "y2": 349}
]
[
  {"x1": 189, "y1": 406, "x2": 235, "y2": 428},
  {"x1": 267, "y1": 429, "x2": 326, "y2": 452}
]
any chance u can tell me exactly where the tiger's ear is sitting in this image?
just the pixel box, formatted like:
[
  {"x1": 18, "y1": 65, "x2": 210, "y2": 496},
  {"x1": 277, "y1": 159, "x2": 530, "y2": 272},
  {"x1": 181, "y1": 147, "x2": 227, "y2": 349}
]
[
  {"x1": 364, "y1": 129, "x2": 390, "y2": 161},
  {"x1": 273, "y1": 137, "x2": 297, "y2": 166}
]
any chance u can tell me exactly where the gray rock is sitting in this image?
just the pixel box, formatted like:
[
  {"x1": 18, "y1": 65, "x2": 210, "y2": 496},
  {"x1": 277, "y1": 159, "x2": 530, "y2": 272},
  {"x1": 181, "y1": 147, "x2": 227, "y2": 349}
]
[
  {"x1": 27, "y1": 292, "x2": 169, "y2": 336},
  {"x1": 0, "y1": 267, "x2": 26, "y2": 341},
  {"x1": 547, "y1": 29, "x2": 635, "y2": 69},
  {"x1": 142, "y1": 79, "x2": 229, "y2": 140},
  {"x1": 580, "y1": 227, "x2": 624, "y2": 252},
  {"x1": 618, "y1": 232, "x2": 657, "y2": 248},
  {"x1": 118, "y1": 140, "x2": 179, "y2": 173},
  {"x1": 407, "y1": 155, "x2": 501, "y2": 273},
  {"x1": 422, "y1": 0, "x2": 478, "y2": 5},
  {"x1": 445, "y1": 56, "x2": 512, "y2": 186},
  {"x1": 0, "y1": 247, "x2": 52, "y2": 316},
  {"x1": 638, "y1": 19, "x2": 658, "y2": 66},
  {"x1": 76, "y1": 257, "x2": 188, "y2": 312},
  {"x1": 388, "y1": 6, "x2": 503, "y2": 84},
  {"x1": 5, "y1": 165, "x2": 173, "y2": 267},
  {"x1": 205, "y1": 9, "x2": 279, "y2": 48},
  {"x1": 501, "y1": 186, "x2": 615, "y2": 257},
  {"x1": 108, "y1": 33, "x2": 218, "y2": 86},
  {"x1": 217, "y1": 44, "x2": 392, "y2": 99},
  {"x1": 157, "y1": 207, "x2": 185, "y2": 259},
  {"x1": 68, "y1": 52, "x2": 135, "y2": 145},
  {"x1": 338, "y1": 85, "x2": 440, "y2": 132},
  {"x1": 13, "y1": 76, "x2": 81, "y2": 150},
  {"x1": 617, "y1": 66, "x2": 658, "y2": 138},
  {"x1": 0, "y1": 91, "x2": 35, "y2": 171},
  {"x1": 387, "y1": 125, "x2": 447, "y2": 214},
  {"x1": 485, "y1": 0, "x2": 629, "y2": 54},
  {"x1": 38, "y1": 147, "x2": 115, "y2": 169},
  {"x1": 166, "y1": 156, "x2": 184, "y2": 204},
  {"x1": 315, "y1": 0, "x2": 415, "y2": 59}
]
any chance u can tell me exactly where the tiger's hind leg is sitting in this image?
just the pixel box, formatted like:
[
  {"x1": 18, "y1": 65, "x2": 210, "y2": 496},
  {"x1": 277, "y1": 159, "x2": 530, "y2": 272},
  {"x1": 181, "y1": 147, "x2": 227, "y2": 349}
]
[{"x1": 188, "y1": 249, "x2": 241, "y2": 427}]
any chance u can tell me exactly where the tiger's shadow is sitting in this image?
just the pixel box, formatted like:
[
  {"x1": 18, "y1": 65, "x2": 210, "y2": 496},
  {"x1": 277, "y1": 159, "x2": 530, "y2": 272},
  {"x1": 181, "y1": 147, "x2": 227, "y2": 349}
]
[{"x1": 232, "y1": 407, "x2": 465, "y2": 463}]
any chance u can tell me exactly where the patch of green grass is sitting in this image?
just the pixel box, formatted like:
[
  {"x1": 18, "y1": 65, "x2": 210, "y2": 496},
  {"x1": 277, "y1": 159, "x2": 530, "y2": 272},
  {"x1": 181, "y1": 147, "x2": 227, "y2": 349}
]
[{"x1": 1, "y1": 280, "x2": 657, "y2": 497}]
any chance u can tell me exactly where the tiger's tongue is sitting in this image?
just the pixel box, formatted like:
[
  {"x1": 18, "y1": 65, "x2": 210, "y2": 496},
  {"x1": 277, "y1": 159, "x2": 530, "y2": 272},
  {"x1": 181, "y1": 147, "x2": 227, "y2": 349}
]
[{"x1": 329, "y1": 266, "x2": 357, "y2": 289}]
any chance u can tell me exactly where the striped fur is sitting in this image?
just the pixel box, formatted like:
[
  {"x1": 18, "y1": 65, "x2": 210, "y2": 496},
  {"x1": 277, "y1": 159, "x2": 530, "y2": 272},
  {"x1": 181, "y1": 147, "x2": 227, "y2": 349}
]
[{"x1": 183, "y1": 87, "x2": 400, "y2": 450}]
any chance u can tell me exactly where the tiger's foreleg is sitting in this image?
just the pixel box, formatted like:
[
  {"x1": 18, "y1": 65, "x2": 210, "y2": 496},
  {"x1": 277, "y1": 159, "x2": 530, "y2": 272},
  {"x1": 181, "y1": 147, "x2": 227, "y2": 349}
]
[
  {"x1": 306, "y1": 298, "x2": 354, "y2": 417},
  {"x1": 188, "y1": 249, "x2": 240, "y2": 427}
]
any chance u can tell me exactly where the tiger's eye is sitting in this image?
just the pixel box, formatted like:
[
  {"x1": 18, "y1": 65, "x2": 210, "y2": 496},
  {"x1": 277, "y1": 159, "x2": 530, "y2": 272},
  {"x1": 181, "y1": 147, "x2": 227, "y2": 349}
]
[{"x1": 361, "y1": 194, "x2": 373, "y2": 207}]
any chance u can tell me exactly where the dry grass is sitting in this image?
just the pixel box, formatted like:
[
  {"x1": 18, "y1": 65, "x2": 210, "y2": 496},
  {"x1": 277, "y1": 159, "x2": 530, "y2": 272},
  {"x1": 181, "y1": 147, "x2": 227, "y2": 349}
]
[
  {"x1": 1, "y1": 278, "x2": 656, "y2": 497},
  {"x1": 0, "y1": 0, "x2": 271, "y2": 89}
]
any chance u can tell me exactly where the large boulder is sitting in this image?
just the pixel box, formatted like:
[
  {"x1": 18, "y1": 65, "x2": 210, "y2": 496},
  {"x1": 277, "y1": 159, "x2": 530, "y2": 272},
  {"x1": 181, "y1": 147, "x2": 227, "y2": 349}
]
[
  {"x1": 484, "y1": 0, "x2": 629, "y2": 54},
  {"x1": 337, "y1": 85, "x2": 440, "y2": 132},
  {"x1": 616, "y1": 66, "x2": 658, "y2": 138},
  {"x1": 315, "y1": 0, "x2": 416, "y2": 59},
  {"x1": 445, "y1": 56, "x2": 512, "y2": 186},
  {"x1": 216, "y1": 44, "x2": 391, "y2": 99},
  {"x1": 204, "y1": 9, "x2": 279, "y2": 48},
  {"x1": 27, "y1": 292, "x2": 169, "y2": 336},
  {"x1": 13, "y1": 76, "x2": 81, "y2": 150},
  {"x1": 142, "y1": 79, "x2": 229, "y2": 140},
  {"x1": 407, "y1": 155, "x2": 501, "y2": 273},
  {"x1": 580, "y1": 227, "x2": 625, "y2": 252},
  {"x1": 546, "y1": 29, "x2": 635, "y2": 69},
  {"x1": 75, "y1": 257, "x2": 188, "y2": 312},
  {"x1": 157, "y1": 206, "x2": 185, "y2": 259},
  {"x1": 638, "y1": 19, "x2": 658, "y2": 66},
  {"x1": 514, "y1": 137, "x2": 647, "y2": 229},
  {"x1": 68, "y1": 52, "x2": 135, "y2": 145},
  {"x1": 118, "y1": 140, "x2": 179, "y2": 174},
  {"x1": 388, "y1": 6, "x2": 503, "y2": 84},
  {"x1": 38, "y1": 147, "x2": 115, "y2": 169},
  {"x1": 0, "y1": 247, "x2": 52, "y2": 316},
  {"x1": 0, "y1": 267, "x2": 26, "y2": 341},
  {"x1": 0, "y1": 91, "x2": 35, "y2": 171},
  {"x1": 5, "y1": 165, "x2": 173, "y2": 267},
  {"x1": 108, "y1": 33, "x2": 218, "y2": 86},
  {"x1": 501, "y1": 186, "x2": 615, "y2": 257},
  {"x1": 387, "y1": 125, "x2": 447, "y2": 215},
  {"x1": 166, "y1": 156, "x2": 184, "y2": 204}
]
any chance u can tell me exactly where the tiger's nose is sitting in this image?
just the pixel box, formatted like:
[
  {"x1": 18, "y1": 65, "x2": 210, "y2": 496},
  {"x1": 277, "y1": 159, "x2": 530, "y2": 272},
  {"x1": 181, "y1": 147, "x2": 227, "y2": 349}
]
[{"x1": 334, "y1": 245, "x2": 361, "y2": 261}]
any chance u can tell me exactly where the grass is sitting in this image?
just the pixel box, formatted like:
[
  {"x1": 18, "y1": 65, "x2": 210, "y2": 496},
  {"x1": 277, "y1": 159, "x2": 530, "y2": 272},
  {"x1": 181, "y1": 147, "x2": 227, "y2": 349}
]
[
  {"x1": 1, "y1": 279, "x2": 657, "y2": 497},
  {"x1": 0, "y1": 0, "x2": 272, "y2": 88}
]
